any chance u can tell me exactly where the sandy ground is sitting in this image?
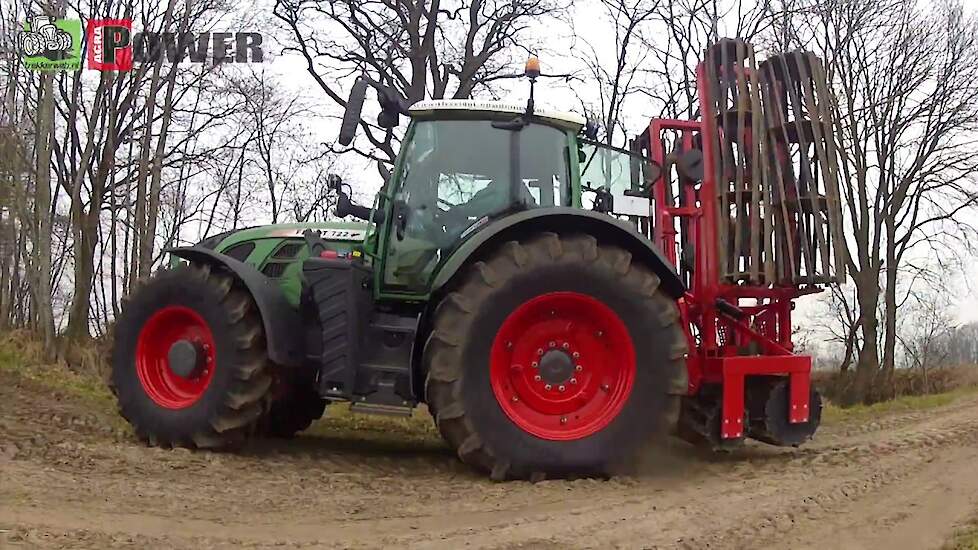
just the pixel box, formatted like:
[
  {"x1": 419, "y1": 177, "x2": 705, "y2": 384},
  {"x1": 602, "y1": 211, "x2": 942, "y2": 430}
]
[{"x1": 2, "y1": 369, "x2": 978, "y2": 549}]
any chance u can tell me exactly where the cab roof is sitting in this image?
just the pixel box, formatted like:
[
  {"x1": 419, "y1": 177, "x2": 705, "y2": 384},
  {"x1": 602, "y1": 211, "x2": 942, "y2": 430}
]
[{"x1": 408, "y1": 99, "x2": 586, "y2": 131}]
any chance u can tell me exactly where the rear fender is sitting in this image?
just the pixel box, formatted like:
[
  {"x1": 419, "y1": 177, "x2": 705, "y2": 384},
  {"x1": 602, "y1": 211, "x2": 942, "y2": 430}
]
[
  {"x1": 167, "y1": 246, "x2": 305, "y2": 367},
  {"x1": 431, "y1": 208, "x2": 686, "y2": 298}
]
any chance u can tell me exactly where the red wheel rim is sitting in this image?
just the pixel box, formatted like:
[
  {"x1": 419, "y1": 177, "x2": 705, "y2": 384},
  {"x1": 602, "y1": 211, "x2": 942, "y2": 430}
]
[
  {"x1": 135, "y1": 305, "x2": 217, "y2": 409},
  {"x1": 490, "y1": 292, "x2": 635, "y2": 441}
]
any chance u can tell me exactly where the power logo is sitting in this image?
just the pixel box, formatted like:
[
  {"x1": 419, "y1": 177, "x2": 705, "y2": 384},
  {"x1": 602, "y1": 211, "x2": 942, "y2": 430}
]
[{"x1": 87, "y1": 19, "x2": 132, "y2": 71}]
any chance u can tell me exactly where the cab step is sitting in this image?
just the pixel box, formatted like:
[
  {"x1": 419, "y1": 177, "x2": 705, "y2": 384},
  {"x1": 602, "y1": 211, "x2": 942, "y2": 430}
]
[{"x1": 350, "y1": 401, "x2": 414, "y2": 417}]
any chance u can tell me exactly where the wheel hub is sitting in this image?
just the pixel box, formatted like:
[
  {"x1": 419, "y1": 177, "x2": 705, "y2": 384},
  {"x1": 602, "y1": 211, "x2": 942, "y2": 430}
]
[
  {"x1": 167, "y1": 339, "x2": 201, "y2": 379},
  {"x1": 135, "y1": 305, "x2": 217, "y2": 410},
  {"x1": 489, "y1": 291, "x2": 636, "y2": 441},
  {"x1": 538, "y1": 349, "x2": 574, "y2": 384}
]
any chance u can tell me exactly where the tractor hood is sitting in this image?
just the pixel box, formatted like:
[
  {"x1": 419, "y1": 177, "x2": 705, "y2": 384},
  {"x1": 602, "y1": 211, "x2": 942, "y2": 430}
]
[{"x1": 199, "y1": 221, "x2": 370, "y2": 250}]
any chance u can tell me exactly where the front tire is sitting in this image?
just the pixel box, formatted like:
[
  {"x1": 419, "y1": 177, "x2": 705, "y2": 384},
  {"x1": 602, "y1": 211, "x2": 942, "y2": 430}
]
[
  {"x1": 111, "y1": 263, "x2": 273, "y2": 449},
  {"x1": 424, "y1": 233, "x2": 688, "y2": 480}
]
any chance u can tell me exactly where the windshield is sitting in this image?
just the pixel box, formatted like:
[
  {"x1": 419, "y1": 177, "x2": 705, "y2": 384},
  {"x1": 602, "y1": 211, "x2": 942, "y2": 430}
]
[{"x1": 385, "y1": 119, "x2": 571, "y2": 290}]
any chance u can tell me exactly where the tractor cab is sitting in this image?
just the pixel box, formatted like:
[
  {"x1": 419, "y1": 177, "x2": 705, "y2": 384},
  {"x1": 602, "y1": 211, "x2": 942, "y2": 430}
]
[
  {"x1": 334, "y1": 96, "x2": 659, "y2": 294},
  {"x1": 378, "y1": 100, "x2": 580, "y2": 292}
]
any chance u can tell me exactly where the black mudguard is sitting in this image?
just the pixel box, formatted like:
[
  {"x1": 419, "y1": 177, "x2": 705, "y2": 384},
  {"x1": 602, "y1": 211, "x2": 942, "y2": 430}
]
[
  {"x1": 167, "y1": 246, "x2": 305, "y2": 367},
  {"x1": 431, "y1": 208, "x2": 686, "y2": 299}
]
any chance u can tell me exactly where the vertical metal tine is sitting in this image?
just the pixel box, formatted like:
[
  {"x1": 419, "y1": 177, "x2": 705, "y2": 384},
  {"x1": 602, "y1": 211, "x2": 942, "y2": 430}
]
[
  {"x1": 809, "y1": 53, "x2": 847, "y2": 283},
  {"x1": 750, "y1": 53, "x2": 776, "y2": 284},
  {"x1": 732, "y1": 40, "x2": 748, "y2": 281},
  {"x1": 760, "y1": 59, "x2": 799, "y2": 285},
  {"x1": 745, "y1": 43, "x2": 764, "y2": 283},
  {"x1": 718, "y1": 42, "x2": 736, "y2": 279},
  {"x1": 708, "y1": 46, "x2": 730, "y2": 282},
  {"x1": 795, "y1": 52, "x2": 835, "y2": 280},
  {"x1": 773, "y1": 52, "x2": 816, "y2": 284},
  {"x1": 780, "y1": 52, "x2": 829, "y2": 283}
]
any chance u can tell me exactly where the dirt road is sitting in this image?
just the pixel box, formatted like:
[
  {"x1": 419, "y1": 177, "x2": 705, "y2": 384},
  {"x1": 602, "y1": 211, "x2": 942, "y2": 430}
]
[{"x1": 2, "y1": 369, "x2": 978, "y2": 549}]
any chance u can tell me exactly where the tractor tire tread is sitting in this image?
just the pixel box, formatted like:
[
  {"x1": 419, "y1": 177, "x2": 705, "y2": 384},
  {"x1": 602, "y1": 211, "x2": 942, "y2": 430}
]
[
  {"x1": 111, "y1": 264, "x2": 274, "y2": 451},
  {"x1": 423, "y1": 233, "x2": 687, "y2": 480}
]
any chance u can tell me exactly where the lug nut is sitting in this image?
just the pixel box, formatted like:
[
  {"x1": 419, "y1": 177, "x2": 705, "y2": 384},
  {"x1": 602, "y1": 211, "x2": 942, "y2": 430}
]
[
  {"x1": 575, "y1": 365, "x2": 582, "y2": 372},
  {"x1": 572, "y1": 352, "x2": 580, "y2": 359},
  {"x1": 560, "y1": 416, "x2": 567, "y2": 425},
  {"x1": 549, "y1": 341, "x2": 556, "y2": 348},
  {"x1": 512, "y1": 395, "x2": 519, "y2": 402},
  {"x1": 596, "y1": 330, "x2": 604, "y2": 337},
  {"x1": 506, "y1": 341, "x2": 513, "y2": 349},
  {"x1": 570, "y1": 378, "x2": 577, "y2": 384},
  {"x1": 544, "y1": 384, "x2": 552, "y2": 390},
  {"x1": 534, "y1": 375, "x2": 542, "y2": 381},
  {"x1": 600, "y1": 384, "x2": 610, "y2": 391},
  {"x1": 531, "y1": 361, "x2": 539, "y2": 368},
  {"x1": 558, "y1": 385, "x2": 565, "y2": 392},
  {"x1": 537, "y1": 348, "x2": 544, "y2": 356},
  {"x1": 561, "y1": 342, "x2": 570, "y2": 350}
]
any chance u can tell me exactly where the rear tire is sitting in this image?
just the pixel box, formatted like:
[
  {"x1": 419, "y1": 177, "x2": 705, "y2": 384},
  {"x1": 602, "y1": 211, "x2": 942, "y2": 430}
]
[
  {"x1": 111, "y1": 263, "x2": 273, "y2": 449},
  {"x1": 423, "y1": 232, "x2": 688, "y2": 480}
]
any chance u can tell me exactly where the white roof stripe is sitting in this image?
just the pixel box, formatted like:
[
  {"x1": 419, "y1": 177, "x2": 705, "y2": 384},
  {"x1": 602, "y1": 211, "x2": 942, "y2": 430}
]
[{"x1": 409, "y1": 99, "x2": 586, "y2": 129}]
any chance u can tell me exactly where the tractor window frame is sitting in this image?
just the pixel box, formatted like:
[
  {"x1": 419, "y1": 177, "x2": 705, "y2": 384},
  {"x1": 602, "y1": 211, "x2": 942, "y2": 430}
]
[{"x1": 377, "y1": 117, "x2": 574, "y2": 297}]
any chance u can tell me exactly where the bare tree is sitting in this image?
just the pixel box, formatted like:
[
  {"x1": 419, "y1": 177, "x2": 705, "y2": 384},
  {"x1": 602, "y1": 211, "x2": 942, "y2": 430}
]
[
  {"x1": 273, "y1": 0, "x2": 566, "y2": 166},
  {"x1": 638, "y1": 0, "x2": 775, "y2": 121},
  {"x1": 898, "y1": 286, "x2": 957, "y2": 393},
  {"x1": 572, "y1": 0, "x2": 660, "y2": 147},
  {"x1": 786, "y1": 0, "x2": 978, "y2": 403}
]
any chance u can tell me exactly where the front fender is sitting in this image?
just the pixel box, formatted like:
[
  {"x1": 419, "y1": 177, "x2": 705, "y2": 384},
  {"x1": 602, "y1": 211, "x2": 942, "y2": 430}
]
[
  {"x1": 431, "y1": 208, "x2": 685, "y2": 299},
  {"x1": 167, "y1": 246, "x2": 305, "y2": 367}
]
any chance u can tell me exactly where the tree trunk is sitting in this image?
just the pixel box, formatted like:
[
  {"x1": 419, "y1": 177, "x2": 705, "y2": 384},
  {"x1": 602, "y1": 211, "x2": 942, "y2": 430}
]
[
  {"x1": 847, "y1": 272, "x2": 880, "y2": 404},
  {"x1": 32, "y1": 72, "x2": 56, "y2": 357},
  {"x1": 880, "y1": 216, "x2": 899, "y2": 399},
  {"x1": 64, "y1": 77, "x2": 111, "y2": 343},
  {"x1": 134, "y1": 0, "x2": 178, "y2": 279}
]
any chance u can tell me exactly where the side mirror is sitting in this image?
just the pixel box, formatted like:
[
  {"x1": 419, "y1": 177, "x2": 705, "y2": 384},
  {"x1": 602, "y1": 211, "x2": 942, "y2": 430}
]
[
  {"x1": 326, "y1": 173, "x2": 343, "y2": 192},
  {"x1": 584, "y1": 119, "x2": 599, "y2": 140},
  {"x1": 376, "y1": 83, "x2": 411, "y2": 129},
  {"x1": 338, "y1": 78, "x2": 368, "y2": 146},
  {"x1": 332, "y1": 177, "x2": 386, "y2": 224},
  {"x1": 377, "y1": 109, "x2": 399, "y2": 129}
]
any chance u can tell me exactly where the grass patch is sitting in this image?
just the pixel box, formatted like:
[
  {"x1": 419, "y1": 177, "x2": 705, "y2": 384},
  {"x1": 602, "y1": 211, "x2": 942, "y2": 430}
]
[
  {"x1": 3, "y1": 329, "x2": 973, "y2": 447},
  {"x1": 822, "y1": 386, "x2": 978, "y2": 425},
  {"x1": 945, "y1": 517, "x2": 978, "y2": 549},
  {"x1": 307, "y1": 403, "x2": 444, "y2": 448},
  {"x1": 0, "y1": 334, "x2": 116, "y2": 415}
]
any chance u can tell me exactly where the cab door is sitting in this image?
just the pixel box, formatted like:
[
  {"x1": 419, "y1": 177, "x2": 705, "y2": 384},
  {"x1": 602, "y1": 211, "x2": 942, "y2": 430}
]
[{"x1": 378, "y1": 118, "x2": 575, "y2": 297}]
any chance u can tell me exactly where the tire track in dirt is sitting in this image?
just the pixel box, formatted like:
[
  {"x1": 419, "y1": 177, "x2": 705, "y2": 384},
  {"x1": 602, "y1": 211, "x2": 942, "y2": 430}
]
[
  {"x1": 368, "y1": 396, "x2": 978, "y2": 549},
  {"x1": 3, "y1": 369, "x2": 978, "y2": 549}
]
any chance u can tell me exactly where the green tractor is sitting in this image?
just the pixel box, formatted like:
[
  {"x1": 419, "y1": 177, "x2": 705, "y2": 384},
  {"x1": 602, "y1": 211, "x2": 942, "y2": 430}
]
[{"x1": 111, "y1": 57, "x2": 757, "y2": 480}]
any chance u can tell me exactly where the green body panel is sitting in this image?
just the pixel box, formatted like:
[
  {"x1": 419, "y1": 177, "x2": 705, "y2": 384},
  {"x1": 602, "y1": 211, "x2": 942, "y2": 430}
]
[{"x1": 205, "y1": 221, "x2": 371, "y2": 307}]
